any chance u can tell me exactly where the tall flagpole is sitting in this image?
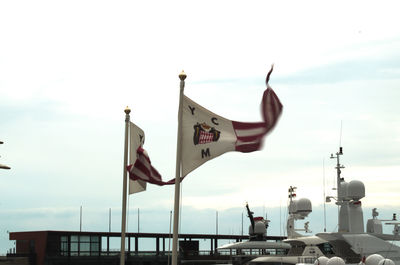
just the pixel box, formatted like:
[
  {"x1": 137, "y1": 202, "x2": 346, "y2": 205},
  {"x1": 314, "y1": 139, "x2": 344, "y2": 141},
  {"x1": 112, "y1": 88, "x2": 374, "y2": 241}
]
[
  {"x1": 172, "y1": 70, "x2": 186, "y2": 265},
  {"x1": 120, "y1": 106, "x2": 131, "y2": 265}
]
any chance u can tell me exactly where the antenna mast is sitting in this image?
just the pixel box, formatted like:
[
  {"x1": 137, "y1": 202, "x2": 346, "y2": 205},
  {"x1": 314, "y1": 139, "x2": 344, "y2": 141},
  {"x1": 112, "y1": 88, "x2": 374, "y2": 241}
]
[
  {"x1": 329, "y1": 147, "x2": 345, "y2": 231},
  {"x1": 323, "y1": 158, "x2": 327, "y2": 232},
  {"x1": 330, "y1": 147, "x2": 344, "y2": 202}
]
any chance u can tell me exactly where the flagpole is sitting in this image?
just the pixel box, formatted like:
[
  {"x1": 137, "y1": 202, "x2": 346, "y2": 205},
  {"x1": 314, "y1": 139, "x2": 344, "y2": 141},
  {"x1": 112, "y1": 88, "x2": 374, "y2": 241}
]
[
  {"x1": 172, "y1": 70, "x2": 186, "y2": 265},
  {"x1": 120, "y1": 106, "x2": 131, "y2": 265}
]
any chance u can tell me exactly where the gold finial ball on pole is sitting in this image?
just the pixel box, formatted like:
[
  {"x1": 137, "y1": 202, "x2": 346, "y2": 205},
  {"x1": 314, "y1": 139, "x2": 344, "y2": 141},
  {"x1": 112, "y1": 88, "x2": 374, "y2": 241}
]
[
  {"x1": 179, "y1": 70, "x2": 187, "y2": 81},
  {"x1": 124, "y1": 106, "x2": 131, "y2": 114}
]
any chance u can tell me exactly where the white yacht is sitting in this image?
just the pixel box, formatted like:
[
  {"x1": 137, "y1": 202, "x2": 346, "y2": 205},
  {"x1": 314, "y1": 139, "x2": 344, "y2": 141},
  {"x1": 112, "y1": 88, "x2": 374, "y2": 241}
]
[{"x1": 241, "y1": 147, "x2": 400, "y2": 265}]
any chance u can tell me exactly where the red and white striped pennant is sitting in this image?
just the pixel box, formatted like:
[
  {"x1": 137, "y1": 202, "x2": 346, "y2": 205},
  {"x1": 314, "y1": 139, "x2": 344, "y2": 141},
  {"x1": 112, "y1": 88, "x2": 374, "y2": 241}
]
[
  {"x1": 232, "y1": 66, "x2": 283, "y2": 153},
  {"x1": 127, "y1": 147, "x2": 175, "y2": 186}
]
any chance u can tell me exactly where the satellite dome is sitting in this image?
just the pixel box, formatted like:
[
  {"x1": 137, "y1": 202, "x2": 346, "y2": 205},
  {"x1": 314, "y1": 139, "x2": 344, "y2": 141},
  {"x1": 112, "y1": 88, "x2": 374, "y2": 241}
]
[
  {"x1": 347, "y1": 180, "x2": 365, "y2": 201},
  {"x1": 254, "y1": 221, "x2": 266, "y2": 234},
  {"x1": 314, "y1": 256, "x2": 329, "y2": 265},
  {"x1": 378, "y1": 259, "x2": 395, "y2": 265},
  {"x1": 296, "y1": 198, "x2": 312, "y2": 217},
  {"x1": 249, "y1": 218, "x2": 266, "y2": 235},
  {"x1": 327, "y1": 257, "x2": 345, "y2": 265},
  {"x1": 365, "y1": 254, "x2": 384, "y2": 265}
]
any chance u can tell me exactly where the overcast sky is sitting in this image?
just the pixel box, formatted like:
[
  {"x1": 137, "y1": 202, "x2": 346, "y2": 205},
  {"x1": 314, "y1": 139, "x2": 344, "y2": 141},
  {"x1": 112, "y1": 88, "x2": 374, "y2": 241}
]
[{"x1": 1, "y1": 0, "x2": 400, "y2": 254}]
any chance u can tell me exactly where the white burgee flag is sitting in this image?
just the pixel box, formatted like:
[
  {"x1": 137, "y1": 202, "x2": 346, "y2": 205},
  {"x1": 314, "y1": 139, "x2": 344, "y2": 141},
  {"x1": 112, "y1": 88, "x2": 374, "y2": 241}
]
[{"x1": 181, "y1": 85, "x2": 282, "y2": 176}]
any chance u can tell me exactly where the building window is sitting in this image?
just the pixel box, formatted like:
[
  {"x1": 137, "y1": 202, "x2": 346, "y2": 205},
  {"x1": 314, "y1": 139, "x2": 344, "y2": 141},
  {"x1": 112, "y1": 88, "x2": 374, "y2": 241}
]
[
  {"x1": 79, "y1": 236, "x2": 90, "y2": 256},
  {"x1": 70, "y1": 236, "x2": 79, "y2": 256},
  {"x1": 60, "y1": 236, "x2": 69, "y2": 256},
  {"x1": 65, "y1": 235, "x2": 101, "y2": 256},
  {"x1": 90, "y1": 236, "x2": 100, "y2": 256}
]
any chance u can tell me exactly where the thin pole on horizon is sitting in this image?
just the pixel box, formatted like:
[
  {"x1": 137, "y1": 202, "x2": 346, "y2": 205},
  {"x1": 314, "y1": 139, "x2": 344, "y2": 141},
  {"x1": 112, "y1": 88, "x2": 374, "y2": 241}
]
[
  {"x1": 279, "y1": 200, "x2": 282, "y2": 236},
  {"x1": 120, "y1": 106, "x2": 131, "y2": 265},
  {"x1": 241, "y1": 212, "x2": 243, "y2": 236},
  {"x1": 263, "y1": 203, "x2": 265, "y2": 218},
  {"x1": 137, "y1": 208, "x2": 140, "y2": 233},
  {"x1": 168, "y1": 210, "x2": 172, "y2": 265},
  {"x1": 323, "y1": 158, "x2": 327, "y2": 232},
  {"x1": 171, "y1": 70, "x2": 186, "y2": 265},
  {"x1": 109, "y1": 208, "x2": 111, "y2": 233},
  {"x1": 80, "y1": 206, "x2": 82, "y2": 232},
  {"x1": 216, "y1": 211, "x2": 218, "y2": 235}
]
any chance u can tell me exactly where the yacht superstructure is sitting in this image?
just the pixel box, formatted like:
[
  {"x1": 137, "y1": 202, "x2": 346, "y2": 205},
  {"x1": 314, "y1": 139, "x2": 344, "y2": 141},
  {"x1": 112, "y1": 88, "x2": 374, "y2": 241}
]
[{"x1": 249, "y1": 147, "x2": 400, "y2": 265}]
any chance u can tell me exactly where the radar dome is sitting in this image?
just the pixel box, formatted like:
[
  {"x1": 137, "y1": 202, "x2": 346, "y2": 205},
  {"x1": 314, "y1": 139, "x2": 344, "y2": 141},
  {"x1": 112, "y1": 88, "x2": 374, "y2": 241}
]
[
  {"x1": 327, "y1": 257, "x2": 345, "y2": 265},
  {"x1": 254, "y1": 221, "x2": 266, "y2": 234},
  {"x1": 365, "y1": 254, "x2": 384, "y2": 265},
  {"x1": 347, "y1": 180, "x2": 365, "y2": 201},
  {"x1": 314, "y1": 256, "x2": 329, "y2": 265},
  {"x1": 296, "y1": 198, "x2": 312, "y2": 217},
  {"x1": 378, "y1": 259, "x2": 395, "y2": 265},
  {"x1": 249, "y1": 218, "x2": 266, "y2": 235}
]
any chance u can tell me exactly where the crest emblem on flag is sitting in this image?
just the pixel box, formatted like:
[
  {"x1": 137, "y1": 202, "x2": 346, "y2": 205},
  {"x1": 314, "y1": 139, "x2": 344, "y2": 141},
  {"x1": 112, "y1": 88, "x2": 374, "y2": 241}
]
[{"x1": 193, "y1": 122, "x2": 221, "y2": 145}]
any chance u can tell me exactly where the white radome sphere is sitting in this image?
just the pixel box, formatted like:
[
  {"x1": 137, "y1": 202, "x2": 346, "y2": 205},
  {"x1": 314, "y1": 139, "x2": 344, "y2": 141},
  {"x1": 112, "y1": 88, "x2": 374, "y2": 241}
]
[
  {"x1": 254, "y1": 221, "x2": 266, "y2": 234},
  {"x1": 248, "y1": 222, "x2": 266, "y2": 235},
  {"x1": 296, "y1": 198, "x2": 312, "y2": 217},
  {"x1": 365, "y1": 254, "x2": 384, "y2": 265},
  {"x1": 314, "y1": 256, "x2": 329, "y2": 265},
  {"x1": 378, "y1": 259, "x2": 395, "y2": 265},
  {"x1": 327, "y1": 257, "x2": 345, "y2": 265},
  {"x1": 347, "y1": 180, "x2": 365, "y2": 200}
]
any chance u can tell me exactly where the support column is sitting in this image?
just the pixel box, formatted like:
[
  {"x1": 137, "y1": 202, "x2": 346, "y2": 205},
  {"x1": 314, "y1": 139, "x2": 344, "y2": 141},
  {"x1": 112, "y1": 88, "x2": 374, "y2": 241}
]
[
  {"x1": 107, "y1": 236, "x2": 110, "y2": 255},
  {"x1": 156, "y1": 237, "x2": 160, "y2": 256},
  {"x1": 135, "y1": 237, "x2": 138, "y2": 254}
]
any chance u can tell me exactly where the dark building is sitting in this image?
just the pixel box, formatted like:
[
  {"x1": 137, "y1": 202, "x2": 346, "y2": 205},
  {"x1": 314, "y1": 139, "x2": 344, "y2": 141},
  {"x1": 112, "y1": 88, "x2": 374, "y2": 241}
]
[{"x1": 8, "y1": 230, "x2": 286, "y2": 265}]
